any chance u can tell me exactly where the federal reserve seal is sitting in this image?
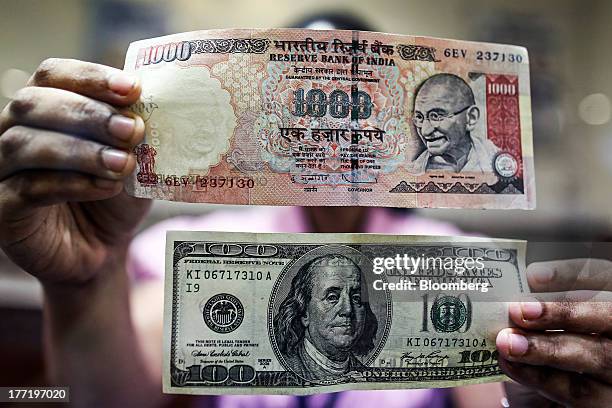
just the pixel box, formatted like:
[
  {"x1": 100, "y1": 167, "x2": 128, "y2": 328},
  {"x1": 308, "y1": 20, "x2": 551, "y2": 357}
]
[
  {"x1": 203, "y1": 293, "x2": 244, "y2": 334},
  {"x1": 493, "y1": 152, "x2": 519, "y2": 179},
  {"x1": 430, "y1": 295, "x2": 467, "y2": 332}
]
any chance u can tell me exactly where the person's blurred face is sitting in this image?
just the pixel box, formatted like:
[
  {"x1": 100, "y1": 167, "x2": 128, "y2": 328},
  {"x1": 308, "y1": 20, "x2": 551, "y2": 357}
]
[
  {"x1": 413, "y1": 83, "x2": 473, "y2": 157},
  {"x1": 304, "y1": 207, "x2": 367, "y2": 233},
  {"x1": 303, "y1": 264, "x2": 365, "y2": 358}
]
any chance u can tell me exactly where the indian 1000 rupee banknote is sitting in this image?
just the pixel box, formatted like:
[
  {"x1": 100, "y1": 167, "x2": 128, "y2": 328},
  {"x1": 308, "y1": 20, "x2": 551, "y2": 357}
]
[
  {"x1": 164, "y1": 231, "x2": 529, "y2": 395},
  {"x1": 125, "y1": 29, "x2": 535, "y2": 209}
]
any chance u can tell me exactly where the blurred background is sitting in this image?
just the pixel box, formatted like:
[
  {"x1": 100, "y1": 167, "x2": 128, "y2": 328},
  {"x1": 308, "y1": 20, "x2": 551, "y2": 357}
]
[{"x1": 0, "y1": 0, "x2": 611, "y2": 391}]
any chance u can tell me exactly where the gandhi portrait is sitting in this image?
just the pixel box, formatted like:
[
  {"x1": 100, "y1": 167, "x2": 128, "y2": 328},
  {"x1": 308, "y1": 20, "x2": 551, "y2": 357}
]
[
  {"x1": 273, "y1": 254, "x2": 378, "y2": 382},
  {"x1": 408, "y1": 73, "x2": 499, "y2": 173}
]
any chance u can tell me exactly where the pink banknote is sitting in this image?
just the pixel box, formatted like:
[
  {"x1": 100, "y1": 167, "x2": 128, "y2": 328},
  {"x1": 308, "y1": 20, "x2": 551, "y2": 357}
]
[{"x1": 124, "y1": 29, "x2": 535, "y2": 209}]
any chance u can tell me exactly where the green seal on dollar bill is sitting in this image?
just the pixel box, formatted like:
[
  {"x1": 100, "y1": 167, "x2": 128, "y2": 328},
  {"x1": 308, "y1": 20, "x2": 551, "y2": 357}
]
[{"x1": 430, "y1": 295, "x2": 468, "y2": 333}]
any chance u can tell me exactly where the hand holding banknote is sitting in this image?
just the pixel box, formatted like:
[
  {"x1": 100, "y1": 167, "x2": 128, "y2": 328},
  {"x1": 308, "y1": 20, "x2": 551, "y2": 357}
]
[
  {"x1": 0, "y1": 58, "x2": 150, "y2": 284},
  {"x1": 0, "y1": 58, "x2": 158, "y2": 406},
  {"x1": 498, "y1": 259, "x2": 612, "y2": 407}
]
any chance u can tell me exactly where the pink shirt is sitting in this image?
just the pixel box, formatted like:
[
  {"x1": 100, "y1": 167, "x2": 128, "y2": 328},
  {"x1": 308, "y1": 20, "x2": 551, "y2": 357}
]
[{"x1": 128, "y1": 207, "x2": 460, "y2": 408}]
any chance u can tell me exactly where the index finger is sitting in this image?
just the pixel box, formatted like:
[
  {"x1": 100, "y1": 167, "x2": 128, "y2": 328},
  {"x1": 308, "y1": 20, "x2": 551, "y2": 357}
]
[
  {"x1": 27, "y1": 58, "x2": 141, "y2": 106},
  {"x1": 527, "y1": 259, "x2": 612, "y2": 292}
]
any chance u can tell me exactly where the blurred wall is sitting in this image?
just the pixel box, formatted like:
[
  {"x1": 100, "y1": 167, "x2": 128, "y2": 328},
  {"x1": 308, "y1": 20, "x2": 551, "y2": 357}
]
[{"x1": 0, "y1": 0, "x2": 86, "y2": 101}]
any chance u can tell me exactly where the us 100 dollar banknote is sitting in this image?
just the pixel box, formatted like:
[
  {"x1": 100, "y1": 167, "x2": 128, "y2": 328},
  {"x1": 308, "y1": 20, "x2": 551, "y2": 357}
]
[
  {"x1": 164, "y1": 231, "x2": 528, "y2": 395},
  {"x1": 124, "y1": 29, "x2": 535, "y2": 209}
]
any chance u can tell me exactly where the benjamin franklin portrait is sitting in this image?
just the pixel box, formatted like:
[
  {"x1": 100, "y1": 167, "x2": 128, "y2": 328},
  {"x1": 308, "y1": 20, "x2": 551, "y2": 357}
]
[{"x1": 271, "y1": 247, "x2": 389, "y2": 383}]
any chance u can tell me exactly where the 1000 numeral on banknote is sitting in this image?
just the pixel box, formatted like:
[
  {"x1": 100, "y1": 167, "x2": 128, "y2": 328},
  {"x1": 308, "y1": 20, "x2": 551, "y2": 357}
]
[
  {"x1": 125, "y1": 29, "x2": 535, "y2": 209},
  {"x1": 164, "y1": 232, "x2": 528, "y2": 395}
]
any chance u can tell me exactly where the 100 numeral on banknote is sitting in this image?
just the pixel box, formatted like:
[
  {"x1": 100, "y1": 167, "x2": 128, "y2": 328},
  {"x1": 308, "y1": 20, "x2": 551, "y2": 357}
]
[
  {"x1": 125, "y1": 29, "x2": 535, "y2": 209},
  {"x1": 164, "y1": 232, "x2": 528, "y2": 395}
]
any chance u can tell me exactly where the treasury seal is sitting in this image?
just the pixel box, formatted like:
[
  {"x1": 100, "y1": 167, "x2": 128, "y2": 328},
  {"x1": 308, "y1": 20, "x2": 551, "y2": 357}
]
[{"x1": 430, "y1": 295, "x2": 467, "y2": 333}]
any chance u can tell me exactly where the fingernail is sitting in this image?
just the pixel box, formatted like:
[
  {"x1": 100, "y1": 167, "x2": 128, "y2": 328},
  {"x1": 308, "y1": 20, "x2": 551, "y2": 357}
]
[
  {"x1": 108, "y1": 73, "x2": 136, "y2": 96},
  {"x1": 108, "y1": 115, "x2": 135, "y2": 141},
  {"x1": 101, "y1": 148, "x2": 129, "y2": 173},
  {"x1": 509, "y1": 333, "x2": 529, "y2": 356},
  {"x1": 520, "y1": 299, "x2": 543, "y2": 320},
  {"x1": 528, "y1": 265, "x2": 554, "y2": 284}
]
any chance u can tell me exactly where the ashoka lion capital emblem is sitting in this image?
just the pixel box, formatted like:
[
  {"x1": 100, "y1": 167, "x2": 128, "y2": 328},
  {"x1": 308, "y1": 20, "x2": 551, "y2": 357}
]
[{"x1": 134, "y1": 144, "x2": 158, "y2": 186}]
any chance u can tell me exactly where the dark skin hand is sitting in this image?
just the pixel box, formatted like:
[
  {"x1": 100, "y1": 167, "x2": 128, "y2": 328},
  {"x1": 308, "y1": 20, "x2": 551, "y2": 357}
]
[
  {"x1": 0, "y1": 58, "x2": 160, "y2": 407},
  {"x1": 0, "y1": 58, "x2": 151, "y2": 286},
  {"x1": 498, "y1": 259, "x2": 612, "y2": 407}
]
